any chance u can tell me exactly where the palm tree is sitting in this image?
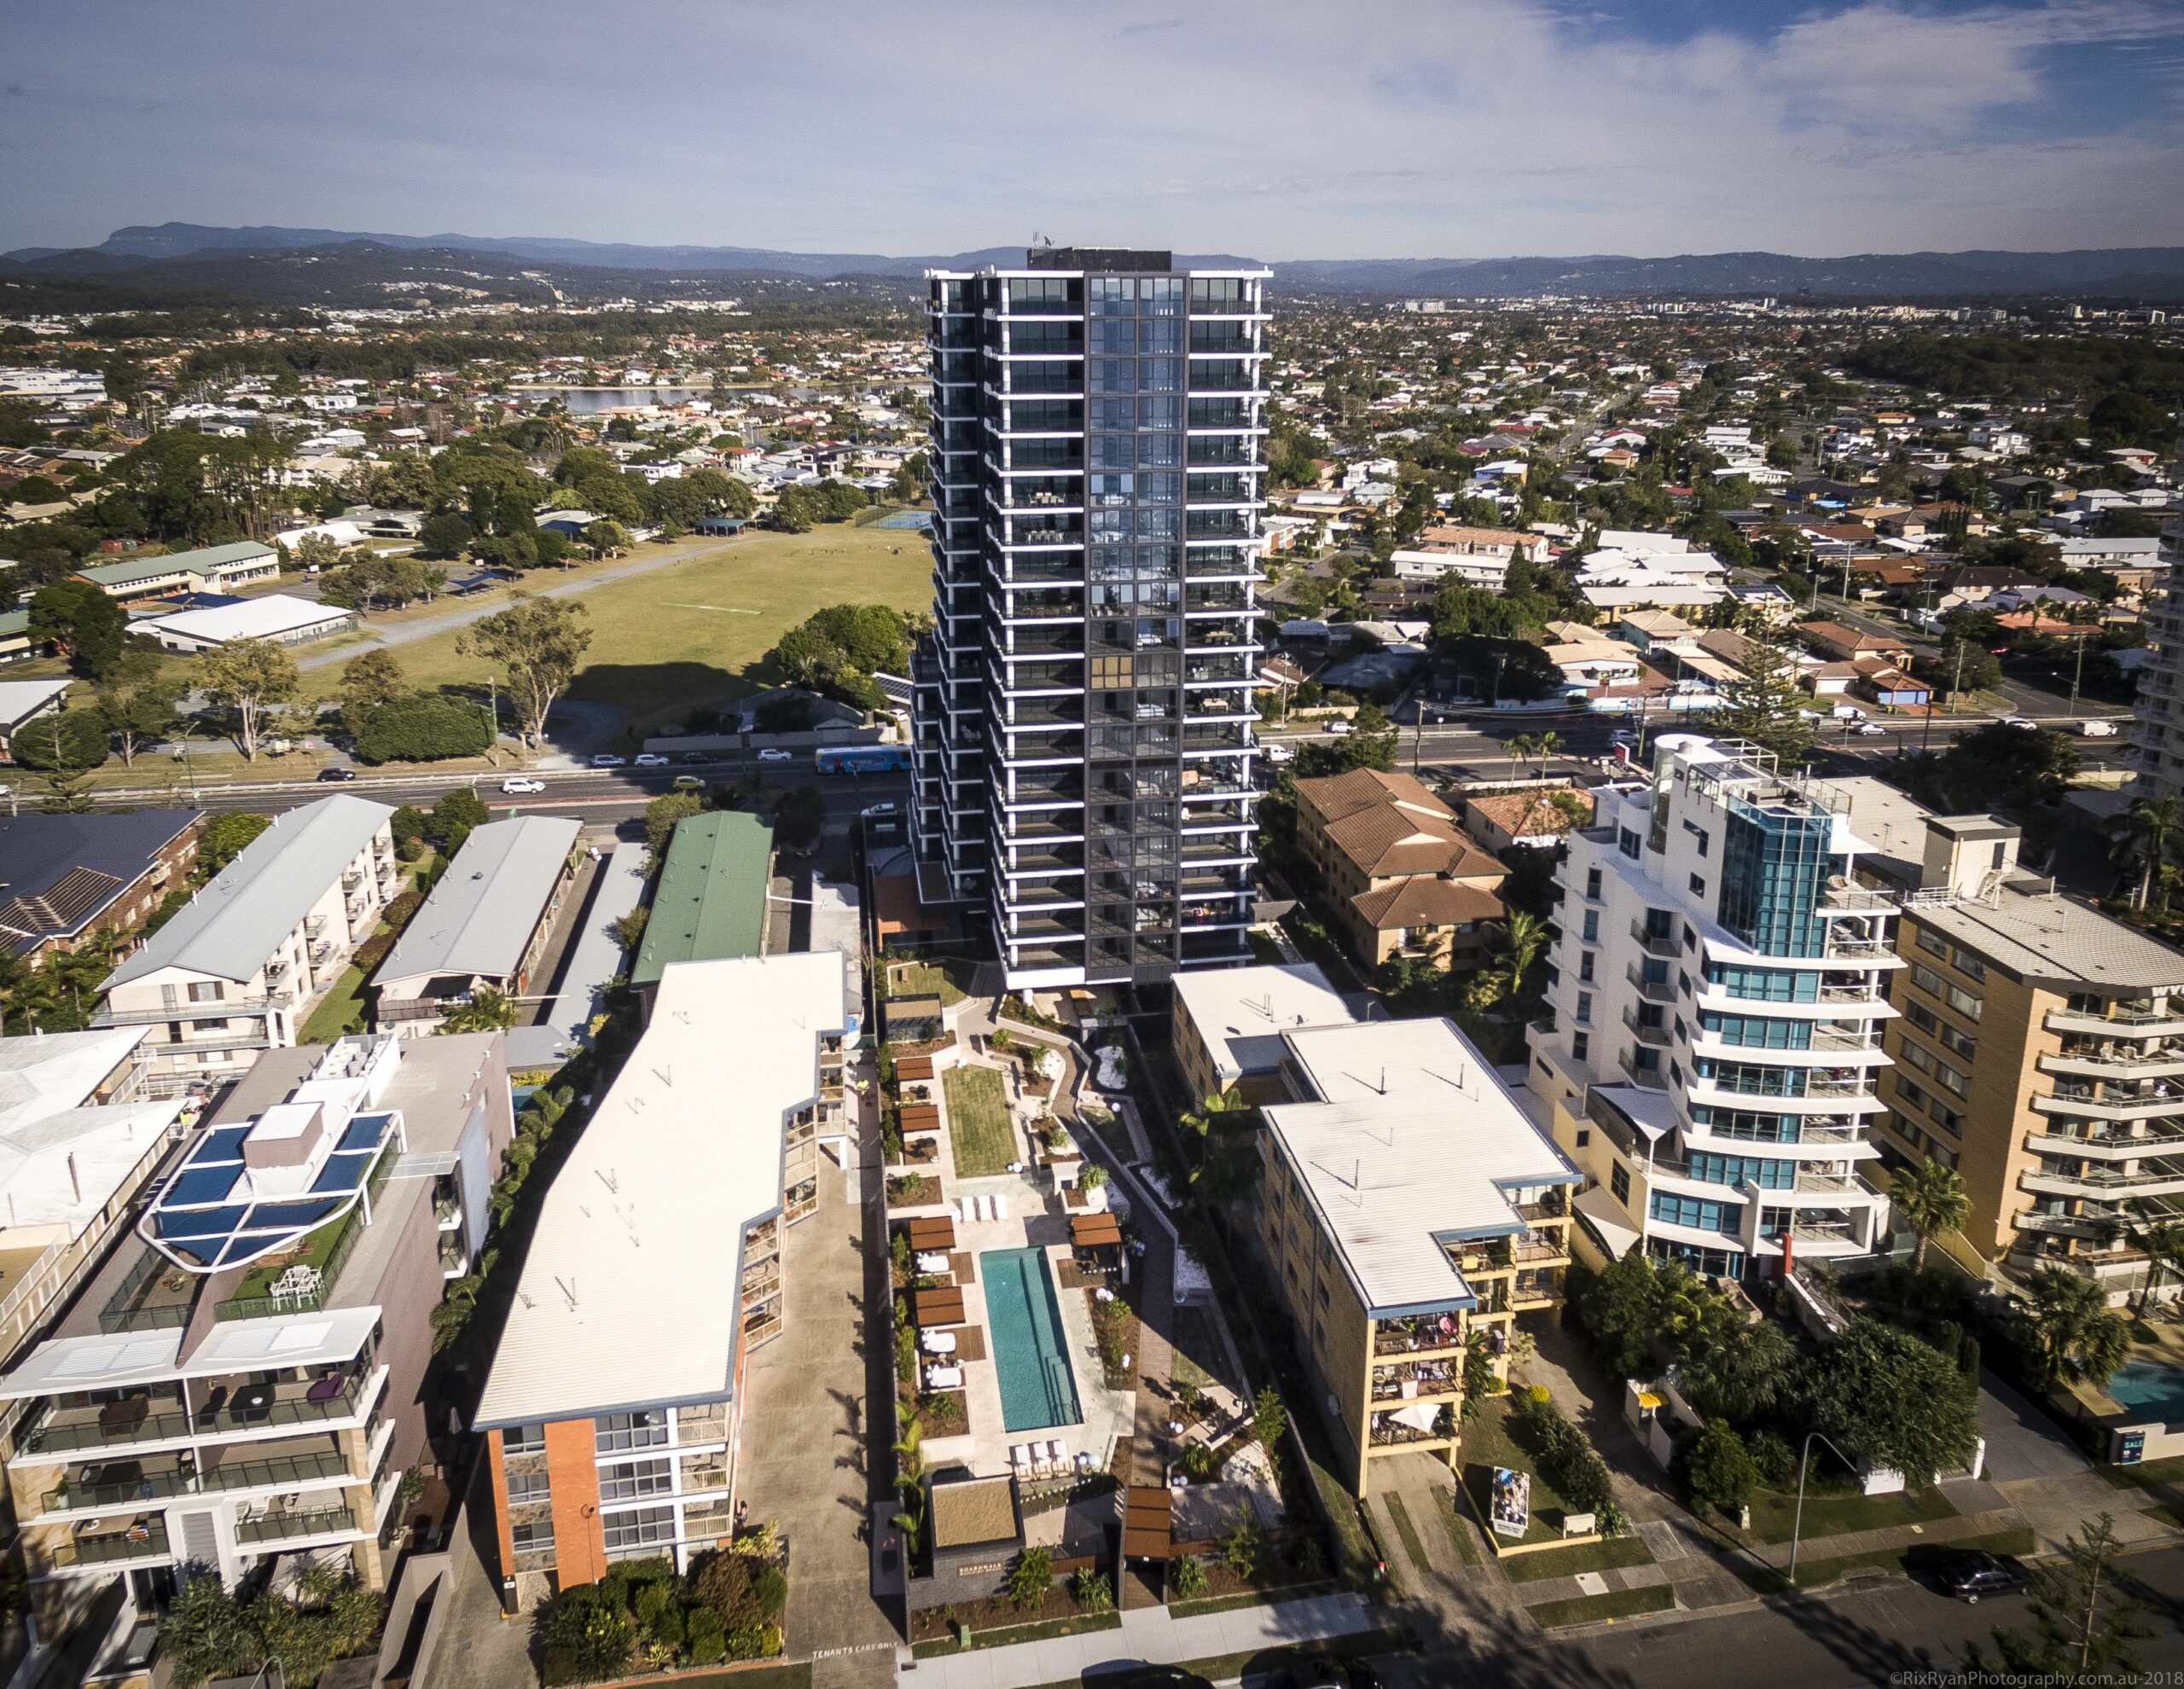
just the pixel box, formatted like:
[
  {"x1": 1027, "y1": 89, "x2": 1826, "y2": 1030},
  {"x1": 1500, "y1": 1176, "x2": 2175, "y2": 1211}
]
[
  {"x1": 2123, "y1": 1199, "x2": 2184, "y2": 1314},
  {"x1": 1531, "y1": 729, "x2": 1564, "y2": 775},
  {"x1": 2107, "y1": 796, "x2": 2184, "y2": 913},
  {"x1": 440, "y1": 984, "x2": 520, "y2": 1035},
  {"x1": 2017, "y1": 1267, "x2": 2132, "y2": 1389},
  {"x1": 1506, "y1": 733, "x2": 1536, "y2": 784},
  {"x1": 1501, "y1": 909, "x2": 1548, "y2": 999},
  {"x1": 1894, "y1": 1158, "x2": 1971, "y2": 1274}
]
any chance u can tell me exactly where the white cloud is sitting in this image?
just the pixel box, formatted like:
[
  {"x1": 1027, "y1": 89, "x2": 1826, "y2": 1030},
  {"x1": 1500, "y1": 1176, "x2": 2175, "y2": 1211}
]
[{"x1": 0, "y1": 0, "x2": 2178, "y2": 256}]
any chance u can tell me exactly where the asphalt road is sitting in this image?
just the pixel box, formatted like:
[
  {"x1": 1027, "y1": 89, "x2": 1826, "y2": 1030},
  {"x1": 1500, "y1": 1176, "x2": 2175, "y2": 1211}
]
[{"x1": 1360, "y1": 1540, "x2": 2184, "y2": 1689}]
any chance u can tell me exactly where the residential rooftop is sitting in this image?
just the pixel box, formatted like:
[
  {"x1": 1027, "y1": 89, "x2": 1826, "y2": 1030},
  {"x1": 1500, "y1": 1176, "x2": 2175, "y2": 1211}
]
[
  {"x1": 0, "y1": 1027, "x2": 180, "y2": 1233},
  {"x1": 475, "y1": 951, "x2": 846, "y2": 1430},
  {"x1": 630, "y1": 810, "x2": 775, "y2": 989},
  {"x1": 1262, "y1": 1018, "x2": 1578, "y2": 1317},
  {"x1": 374, "y1": 815, "x2": 580, "y2": 986},
  {"x1": 1911, "y1": 875, "x2": 2184, "y2": 991},
  {"x1": 103, "y1": 795, "x2": 392, "y2": 989},
  {"x1": 1171, "y1": 962, "x2": 1360, "y2": 1088},
  {"x1": 0, "y1": 808, "x2": 202, "y2": 955},
  {"x1": 75, "y1": 541, "x2": 275, "y2": 586}
]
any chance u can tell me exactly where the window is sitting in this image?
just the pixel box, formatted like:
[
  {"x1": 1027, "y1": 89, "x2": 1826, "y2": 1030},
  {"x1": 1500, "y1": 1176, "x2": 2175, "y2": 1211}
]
[
  {"x1": 187, "y1": 981, "x2": 224, "y2": 1003},
  {"x1": 1945, "y1": 982, "x2": 1982, "y2": 1022},
  {"x1": 598, "y1": 1458, "x2": 675, "y2": 1502},
  {"x1": 1649, "y1": 1192, "x2": 1734, "y2": 1233},
  {"x1": 1689, "y1": 874, "x2": 1707, "y2": 897},
  {"x1": 503, "y1": 1424, "x2": 546, "y2": 1455},
  {"x1": 1582, "y1": 910, "x2": 1600, "y2": 943},
  {"x1": 1572, "y1": 1032, "x2": 1591, "y2": 1062},
  {"x1": 1904, "y1": 999, "x2": 1937, "y2": 1036},
  {"x1": 601, "y1": 1505, "x2": 679, "y2": 1554},
  {"x1": 1610, "y1": 1162, "x2": 1631, "y2": 1204},
  {"x1": 1575, "y1": 991, "x2": 1593, "y2": 1025},
  {"x1": 1579, "y1": 952, "x2": 1595, "y2": 982},
  {"x1": 1936, "y1": 1059, "x2": 1971, "y2": 1099},
  {"x1": 506, "y1": 1466, "x2": 550, "y2": 1505},
  {"x1": 1575, "y1": 1128, "x2": 1592, "y2": 1149},
  {"x1": 1896, "y1": 1077, "x2": 1931, "y2": 1113},
  {"x1": 595, "y1": 1410, "x2": 670, "y2": 1454},
  {"x1": 1586, "y1": 867, "x2": 1603, "y2": 901},
  {"x1": 512, "y1": 1519, "x2": 555, "y2": 1555},
  {"x1": 1619, "y1": 828, "x2": 1641, "y2": 861},
  {"x1": 1910, "y1": 963, "x2": 1946, "y2": 1000},
  {"x1": 1915, "y1": 926, "x2": 1948, "y2": 960},
  {"x1": 1687, "y1": 1151, "x2": 1795, "y2": 1188},
  {"x1": 1952, "y1": 947, "x2": 1987, "y2": 983}
]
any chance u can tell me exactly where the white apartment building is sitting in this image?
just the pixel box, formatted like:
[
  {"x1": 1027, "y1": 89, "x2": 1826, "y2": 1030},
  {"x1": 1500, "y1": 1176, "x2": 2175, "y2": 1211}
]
[
  {"x1": 98, "y1": 798, "x2": 399, "y2": 1094},
  {"x1": 1525, "y1": 735, "x2": 1902, "y2": 1279},
  {"x1": 2131, "y1": 543, "x2": 2184, "y2": 802}
]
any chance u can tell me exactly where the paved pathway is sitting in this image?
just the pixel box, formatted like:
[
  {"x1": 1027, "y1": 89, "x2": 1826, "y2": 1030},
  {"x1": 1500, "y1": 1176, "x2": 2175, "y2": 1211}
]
[
  {"x1": 735, "y1": 1134, "x2": 898, "y2": 1683},
  {"x1": 897, "y1": 1590, "x2": 1384, "y2": 1689},
  {"x1": 294, "y1": 535, "x2": 753, "y2": 670}
]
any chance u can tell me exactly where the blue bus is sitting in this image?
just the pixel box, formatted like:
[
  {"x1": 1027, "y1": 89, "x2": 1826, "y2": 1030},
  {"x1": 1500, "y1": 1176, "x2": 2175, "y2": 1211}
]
[{"x1": 813, "y1": 744, "x2": 913, "y2": 775}]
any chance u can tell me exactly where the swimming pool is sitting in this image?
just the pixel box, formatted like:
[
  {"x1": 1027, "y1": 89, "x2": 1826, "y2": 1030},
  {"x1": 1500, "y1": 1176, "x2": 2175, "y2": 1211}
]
[
  {"x1": 980, "y1": 1245, "x2": 1083, "y2": 1434},
  {"x1": 2107, "y1": 1360, "x2": 2184, "y2": 1425}
]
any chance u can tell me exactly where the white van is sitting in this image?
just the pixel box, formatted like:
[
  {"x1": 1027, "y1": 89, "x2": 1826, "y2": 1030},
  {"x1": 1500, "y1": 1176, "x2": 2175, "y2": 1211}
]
[{"x1": 2080, "y1": 718, "x2": 2120, "y2": 739}]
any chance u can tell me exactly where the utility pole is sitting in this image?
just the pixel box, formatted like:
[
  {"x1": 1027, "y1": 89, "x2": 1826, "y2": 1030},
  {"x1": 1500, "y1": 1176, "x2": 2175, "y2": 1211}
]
[
  {"x1": 1924, "y1": 641, "x2": 1966, "y2": 756},
  {"x1": 2070, "y1": 628, "x2": 2088, "y2": 718}
]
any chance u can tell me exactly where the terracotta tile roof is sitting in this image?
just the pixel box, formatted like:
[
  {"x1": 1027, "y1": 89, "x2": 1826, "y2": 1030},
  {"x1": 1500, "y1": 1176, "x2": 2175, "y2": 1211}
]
[
  {"x1": 1466, "y1": 788, "x2": 1587, "y2": 841},
  {"x1": 1351, "y1": 878, "x2": 1507, "y2": 932},
  {"x1": 1296, "y1": 767, "x2": 1451, "y2": 827}
]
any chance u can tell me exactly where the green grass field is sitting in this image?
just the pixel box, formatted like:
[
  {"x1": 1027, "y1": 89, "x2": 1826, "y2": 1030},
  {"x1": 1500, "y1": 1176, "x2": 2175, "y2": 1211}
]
[
  {"x1": 1526, "y1": 1585, "x2": 1675, "y2": 1629},
  {"x1": 301, "y1": 525, "x2": 932, "y2": 736},
  {"x1": 1502, "y1": 1533, "x2": 1654, "y2": 1585},
  {"x1": 1745, "y1": 1481, "x2": 1957, "y2": 1543},
  {"x1": 944, "y1": 1065, "x2": 1017, "y2": 1179}
]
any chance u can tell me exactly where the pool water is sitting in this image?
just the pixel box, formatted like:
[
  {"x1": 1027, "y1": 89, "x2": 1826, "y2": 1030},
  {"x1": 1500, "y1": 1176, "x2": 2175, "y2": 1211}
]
[
  {"x1": 2107, "y1": 1360, "x2": 2184, "y2": 1425},
  {"x1": 980, "y1": 1245, "x2": 1083, "y2": 1434}
]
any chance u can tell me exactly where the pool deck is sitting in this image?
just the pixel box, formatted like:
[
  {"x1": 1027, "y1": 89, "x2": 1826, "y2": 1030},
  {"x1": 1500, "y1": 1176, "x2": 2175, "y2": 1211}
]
[
  {"x1": 2068, "y1": 1317, "x2": 2184, "y2": 1425},
  {"x1": 907, "y1": 1043, "x2": 1134, "y2": 1485}
]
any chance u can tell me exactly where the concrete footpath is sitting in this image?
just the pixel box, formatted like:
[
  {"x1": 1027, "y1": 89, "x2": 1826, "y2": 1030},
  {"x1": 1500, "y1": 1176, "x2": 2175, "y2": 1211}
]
[{"x1": 898, "y1": 1590, "x2": 1385, "y2": 1689}]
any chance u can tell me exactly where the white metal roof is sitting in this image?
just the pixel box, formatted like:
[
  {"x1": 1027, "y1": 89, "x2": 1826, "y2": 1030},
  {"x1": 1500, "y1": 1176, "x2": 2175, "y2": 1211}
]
[
  {"x1": 1263, "y1": 1019, "x2": 1577, "y2": 1316},
  {"x1": 0, "y1": 678, "x2": 69, "y2": 730},
  {"x1": 373, "y1": 815, "x2": 580, "y2": 988},
  {"x1": 475, "y1": 951, "x2": 847, "y2": 1430},
  {"x1": 141, "y1": 594, "x2": 349, "y2": 645},
  {"x1": 0, "y1": 1027, "x2": 180, "y2": 1233},
  {"x1": 0, "y1": 1303, "x2": 380, "y2": 1398},
  {"x1": 1170, "y1": 963, "x2": 1357, "y2": 1085},
  {"x1": 104, "y1": 795, "x2": 392, "y2": 988}
]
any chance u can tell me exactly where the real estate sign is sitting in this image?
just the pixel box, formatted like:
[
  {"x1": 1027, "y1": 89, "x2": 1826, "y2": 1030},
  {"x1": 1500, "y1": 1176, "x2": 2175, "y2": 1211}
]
[{"x1": 1490, "y1": 1466, "x2": 1531, "y2": 1539}]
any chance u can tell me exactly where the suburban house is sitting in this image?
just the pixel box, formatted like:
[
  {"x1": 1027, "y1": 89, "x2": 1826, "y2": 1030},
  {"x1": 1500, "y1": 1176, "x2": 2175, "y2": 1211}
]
[
  {"x1": 1386, "y1": 525, "x2": 1531, "y2": 587},
  {"x1": 0, "y1": 680, "x2": 70, "y2": 763},
  {"x1": 1462, "y1": 787, "x2": 1590, "y2": 854},
  {"x1": 73, "y1": 543, "x2": 280, "y2": 603},
  {"x1": 477, "y1": 953, "x2": 846, "y2": 1597},
  {"x1": 139, "y1": 595, "x2": 357, "y2": 654},
  {"x1": 1293, "y1": 769, "x2": 1507, "y2": 972},
  {"x1": 1793, "y1": 620, "x2": 1911, "y2": 666},
  {"x1": 370, "y1": 816, "x2": 581, "y2": 1034},
  {"x1": 0, "y1": 810, "x2": 205, "y2": 965},
  {"x1": 1258, "y1": 1016, "x2": 1577, "y2": 1493},
  {"x1": 0, "y1": 1031, "x2": 510, "y2": 1645},
  {"x1": 1170, "y1": 962, "x2": 1357, "y2": 1106},
  {"x1": 0, "y1": 610, "x2": 35, "y2": 666},
  {"x1": 629, "y1": 812, "x2": 775, "y2": 1019},
  {"x1": 96, "y1": 797, "x2": 399, "y2": 1095}
]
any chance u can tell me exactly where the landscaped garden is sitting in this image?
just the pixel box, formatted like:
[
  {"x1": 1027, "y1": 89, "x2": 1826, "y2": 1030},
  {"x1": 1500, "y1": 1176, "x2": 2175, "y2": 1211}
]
[
  {"x1": 533, "y1": 1541, "x2": 787, "y2": 1683},
  {"x1": 943, "y1": 1065, "x2": 1016, "y2": 1178}
]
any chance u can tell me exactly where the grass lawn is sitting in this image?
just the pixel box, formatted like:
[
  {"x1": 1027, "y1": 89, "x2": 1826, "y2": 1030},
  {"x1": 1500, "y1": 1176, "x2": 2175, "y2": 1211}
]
[
  {"x1": 1383, "y1": 1492, "x2": 1432, "y2": 1573},
  {"x1": 1459, "y1": 1396, "x2": 1587, "y2": 1549},
  {"x1": 1502, "y1": 1533, "x2": 1654, "y2": 1585},
  {"x1": 1745, "y1": 1481, "x2": 1958, "y2": 1544},
  {"x1": 299, "y1": 965, "x2": 370, "y2": 1043},
  {"x1": 2100, "y1": 1454, "x2": 2184, "y2": 1491},
  {"x1": 1526, "y1": 1586, "x2": 1675, "y2": 1629},
  {"x1": 887, "y1": 959, "x2": 971, "y2": 1005},
  {"x1": 944, "y1": 1065, "x2": 1017, "y2": 1178},
  {"x1": 298, "y1": 524, "x2": 932, "y2": 737}
]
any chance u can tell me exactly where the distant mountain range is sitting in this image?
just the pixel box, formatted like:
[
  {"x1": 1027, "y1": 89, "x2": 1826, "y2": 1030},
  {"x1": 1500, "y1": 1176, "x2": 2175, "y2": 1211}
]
[{"x1": 7, "y1": 223, "x2": 2184, "y2": 302}]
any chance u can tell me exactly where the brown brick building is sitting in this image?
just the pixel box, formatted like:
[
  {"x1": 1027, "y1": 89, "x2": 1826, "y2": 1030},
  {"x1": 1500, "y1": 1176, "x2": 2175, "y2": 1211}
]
[{"x1": 1292, "y1": 769, "x2": 1506, "y2": 972}]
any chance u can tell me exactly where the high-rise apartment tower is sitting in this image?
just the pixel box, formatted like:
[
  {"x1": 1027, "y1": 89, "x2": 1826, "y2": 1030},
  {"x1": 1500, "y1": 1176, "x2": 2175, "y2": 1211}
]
[{"x1": 909, "y1": 248, "x2": 1270, "y2": 987}]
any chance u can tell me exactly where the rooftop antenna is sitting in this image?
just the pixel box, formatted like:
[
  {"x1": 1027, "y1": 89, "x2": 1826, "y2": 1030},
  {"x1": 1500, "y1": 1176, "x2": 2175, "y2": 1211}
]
[
  {"x1": 596, "y1": 1168, "x2": 620, "y2": 1196},
  {"x1": 554, "y1": 1276, "x2": 579, "y2": 1310}
]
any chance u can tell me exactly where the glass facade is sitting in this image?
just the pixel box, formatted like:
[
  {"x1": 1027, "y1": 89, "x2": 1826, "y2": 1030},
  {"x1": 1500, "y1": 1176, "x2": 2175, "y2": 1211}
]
[
  {"x1": 1716, "y1": 801, "x2": 1833, "y2": 958},
  {"x1": 911, "y1": 252, "x2": 1269, "y2": 986}
]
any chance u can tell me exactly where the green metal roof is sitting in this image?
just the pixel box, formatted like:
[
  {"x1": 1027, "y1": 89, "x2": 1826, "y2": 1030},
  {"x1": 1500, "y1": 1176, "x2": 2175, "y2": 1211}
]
[
  {"x1": 630, "y1": 810, "x2": 775, "y2": 988},
  {"x1": 78, "y1": 541, "x2": 277, "y2": 587}
]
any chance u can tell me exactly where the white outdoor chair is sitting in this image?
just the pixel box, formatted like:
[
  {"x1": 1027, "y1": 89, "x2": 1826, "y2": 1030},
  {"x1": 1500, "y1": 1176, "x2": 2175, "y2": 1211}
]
[{"x1": 994, "y1": 1193, "x2": 1010, "y2": 1222}]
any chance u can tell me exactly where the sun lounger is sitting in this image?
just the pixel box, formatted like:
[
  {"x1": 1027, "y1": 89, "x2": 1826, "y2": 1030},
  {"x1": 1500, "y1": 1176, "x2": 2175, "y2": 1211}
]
[
  {"x1": 1048, "y1": 1438, "x2": 1066, "y2": 1474},
  {"x1": 919, "y1": 1329, "x2": 957, "y2": 1355},
  {"x1": 915, "y1": 1251, "x2": 950, "y2": 1274},
  {"x1": 1009, "y1": 1445, "x2": 1029, "y2": 1476},
  {"x1": 994, "y1": 1193, "x2": 1009, "y2": 1221},
  {"x1": 924, "y1": 1363, "x2": 963, "y2": 1390}
]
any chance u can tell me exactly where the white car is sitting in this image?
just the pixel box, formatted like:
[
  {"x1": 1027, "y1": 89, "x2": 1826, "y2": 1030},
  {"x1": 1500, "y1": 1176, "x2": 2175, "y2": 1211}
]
[
  {"x1": 757, "y1": 747, "x2": 794, "y2": 763},
  {"x1": 2081, "y1": 718, "x2": 2120, "y2": 738},
  {"x1": 862, "y1": 800, "x2": 899, "y2": 819},
  {"x1": 2001, "y1": 717, "x2": 2037, "y2": 730},
  {"x1": 1264, "y1": 742, "x2": 1294, "y2": 764},
  {"x1": 1851, "y1": 721, "x2": 1886, "y2": 736},
  {"x1": 590, "y1": 753, "x2": 628, "y2": 768},
  {"x1": 500, "y1": 776, "x2": 546, "y2": 794},
  {"x1": 1324, "y1": 719, "x2": 1355, "y2": 736},
  {"x1": 634, "y1": 752, "x2": 671, "y2": 768}
]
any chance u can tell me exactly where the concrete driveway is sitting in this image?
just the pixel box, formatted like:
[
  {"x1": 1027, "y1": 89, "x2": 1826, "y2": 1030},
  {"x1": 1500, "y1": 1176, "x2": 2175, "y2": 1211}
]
[{"x1": 1975, "y1": 1368, "x2": 2091, "y2": 1483}]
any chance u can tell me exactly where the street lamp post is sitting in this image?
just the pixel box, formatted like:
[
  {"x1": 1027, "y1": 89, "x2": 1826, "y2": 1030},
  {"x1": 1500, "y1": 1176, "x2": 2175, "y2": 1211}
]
[{"x1": 1786, "y1": 1429, "x2": 1855, "y2": 1584}]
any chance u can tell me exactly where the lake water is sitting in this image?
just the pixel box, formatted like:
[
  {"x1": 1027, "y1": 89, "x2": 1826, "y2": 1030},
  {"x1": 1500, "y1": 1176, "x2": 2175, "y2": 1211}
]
[{"x1": 517, "y1": 386, "x2": 712, "y2": 413}]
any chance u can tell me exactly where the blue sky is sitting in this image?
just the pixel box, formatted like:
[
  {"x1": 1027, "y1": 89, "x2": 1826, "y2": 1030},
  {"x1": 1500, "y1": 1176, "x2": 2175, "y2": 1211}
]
[{"x1": 4, "y1": 0, "x2": 2180, "y2": 258}]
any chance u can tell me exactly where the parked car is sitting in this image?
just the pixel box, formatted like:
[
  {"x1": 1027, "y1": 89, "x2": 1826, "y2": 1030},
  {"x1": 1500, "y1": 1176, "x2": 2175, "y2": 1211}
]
[
  {"x1": 634, "y1": 752, "x2": 671, "y2": 768},
  {"x1": 315, "y1": 766, "x2": 358, "y2": 782},
  {"x1": 1264, "y1": 741, "x2": 1294, "y2": 763},
  {"x1": 500, "y1": 776, "x2": 546, "y2": 794},
  {"x1": 671, "y1": 774, "x2": 706, "y2": 792},
  {"x1": 2001, "y1": 717, "x2": 2037, "y2": 730},
  {"x1": 1267, "y1": 1658, "x2": 1379, "y2": 1689},
  {"x1": 1929, "y1": 1547, "x2": 2025, "y2": 1604},
  {"x1": 862, "y1": 800, "x2": 899, "y2": 819},
  {"x1": 758, "y1": 747, "x2": 794, "y2": 763},
  {"x1": 682, "y1": 750, "x2": 716, "y2": 764},
  {"x1": 590, "y1": 753, "x2": 628, "y2": 767},
  {"x1": 1324, "y1": 719, "x2": 1355, "y2": 736}
]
